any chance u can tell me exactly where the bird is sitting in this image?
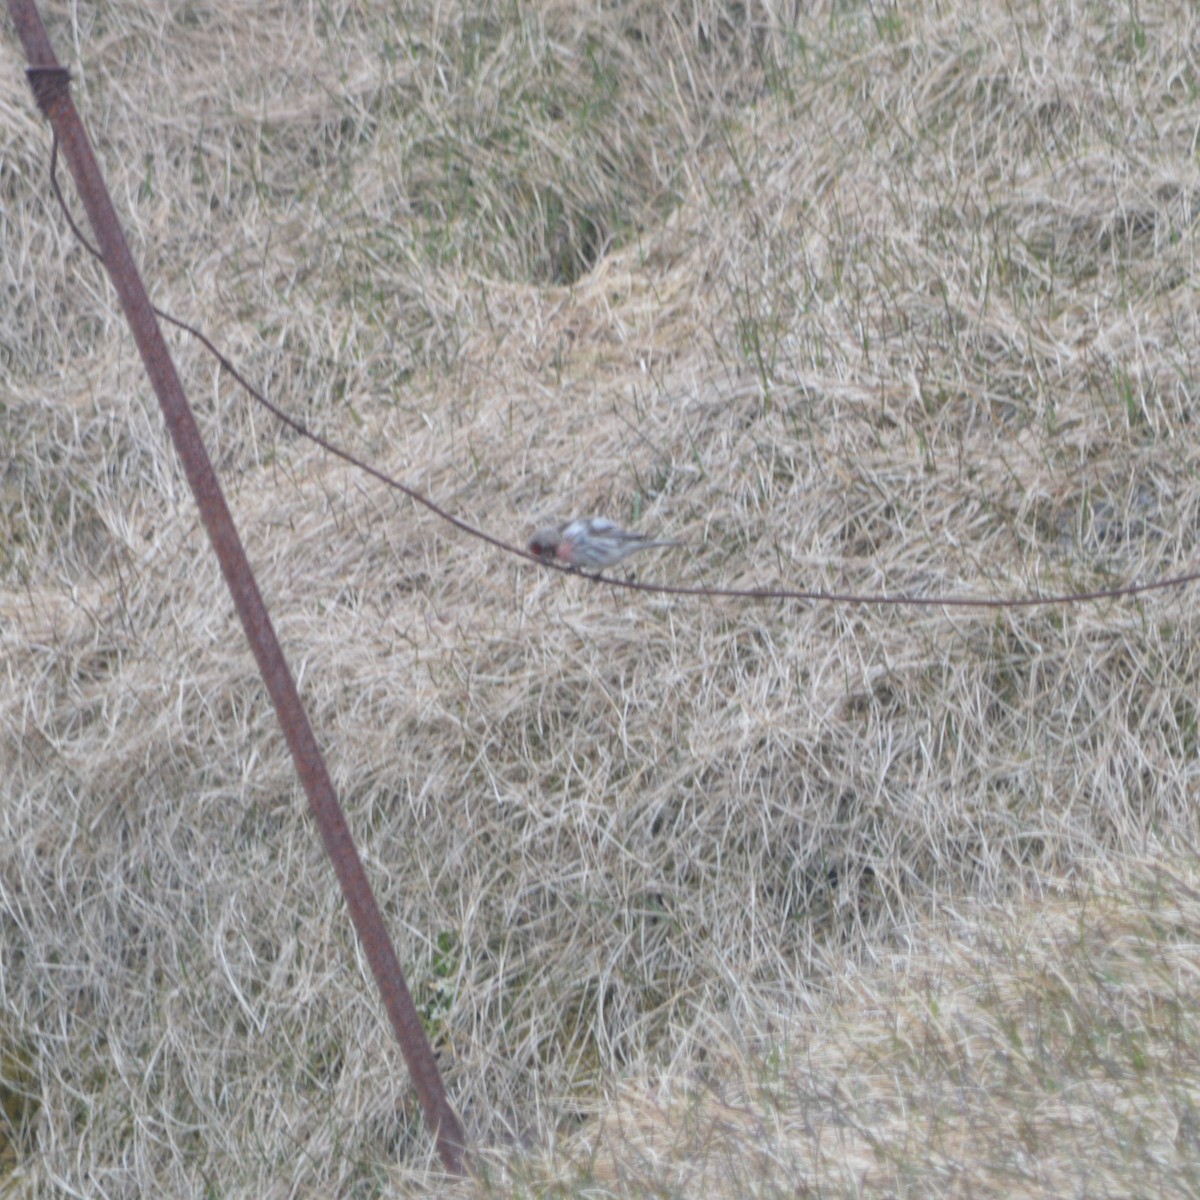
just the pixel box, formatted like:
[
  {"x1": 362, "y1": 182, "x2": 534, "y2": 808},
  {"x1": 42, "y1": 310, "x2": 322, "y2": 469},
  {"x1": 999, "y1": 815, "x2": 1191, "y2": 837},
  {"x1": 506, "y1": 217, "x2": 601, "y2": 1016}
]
[{"x1": 528, "y1": 517, "x2": 683, "y2": 572}]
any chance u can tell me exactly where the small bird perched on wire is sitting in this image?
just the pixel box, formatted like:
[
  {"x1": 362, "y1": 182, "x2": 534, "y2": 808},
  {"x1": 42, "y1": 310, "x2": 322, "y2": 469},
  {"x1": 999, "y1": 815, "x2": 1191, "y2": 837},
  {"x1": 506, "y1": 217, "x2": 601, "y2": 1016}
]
[{"x1": 528, "y1": 517, "x2": 683, "y2": 572}]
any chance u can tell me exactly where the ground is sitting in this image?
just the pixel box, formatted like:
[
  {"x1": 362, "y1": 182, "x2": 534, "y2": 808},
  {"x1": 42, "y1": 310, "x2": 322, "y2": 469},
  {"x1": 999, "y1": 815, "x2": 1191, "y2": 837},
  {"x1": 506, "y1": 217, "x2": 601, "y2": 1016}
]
[{"x1": 3, "y1": 1, "x2": 1200, "y2": 1195}]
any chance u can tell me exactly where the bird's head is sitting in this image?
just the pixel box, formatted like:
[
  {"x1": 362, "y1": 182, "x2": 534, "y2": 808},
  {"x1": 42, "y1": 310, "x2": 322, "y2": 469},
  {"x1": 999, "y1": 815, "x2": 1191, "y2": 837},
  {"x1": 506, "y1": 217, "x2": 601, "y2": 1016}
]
[{"x1": 528, "y1": 526, "x2": 562, "y2": 561}]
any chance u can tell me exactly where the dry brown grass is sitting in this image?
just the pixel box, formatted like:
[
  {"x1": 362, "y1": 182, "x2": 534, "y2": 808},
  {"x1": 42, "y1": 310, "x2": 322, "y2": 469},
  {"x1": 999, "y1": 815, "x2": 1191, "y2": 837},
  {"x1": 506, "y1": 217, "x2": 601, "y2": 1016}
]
[
  {"x1": 4, "y1": 0, "x2": 1200, "y2": 1195},
  {"x1": 520, "y1": 862, "x2": 1200, "y2": 1198}
]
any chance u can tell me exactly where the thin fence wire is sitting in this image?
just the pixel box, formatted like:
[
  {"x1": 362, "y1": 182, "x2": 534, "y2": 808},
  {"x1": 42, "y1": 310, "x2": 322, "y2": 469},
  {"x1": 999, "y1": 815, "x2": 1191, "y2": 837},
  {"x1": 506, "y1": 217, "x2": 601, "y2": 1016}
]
[{"x1": 34, "y1": 115, "x2": 1200, "y2": 613}]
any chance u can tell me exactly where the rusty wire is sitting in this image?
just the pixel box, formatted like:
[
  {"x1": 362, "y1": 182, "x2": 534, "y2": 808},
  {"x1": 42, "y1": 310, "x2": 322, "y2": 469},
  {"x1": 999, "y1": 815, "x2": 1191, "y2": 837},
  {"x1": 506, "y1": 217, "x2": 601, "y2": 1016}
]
[
  {"x1": 30, "y1": 113, "x2": 1200, "y2": 611},
  {"x1": 10, "y1": 0, "x2": 468, "y2": 1176}
]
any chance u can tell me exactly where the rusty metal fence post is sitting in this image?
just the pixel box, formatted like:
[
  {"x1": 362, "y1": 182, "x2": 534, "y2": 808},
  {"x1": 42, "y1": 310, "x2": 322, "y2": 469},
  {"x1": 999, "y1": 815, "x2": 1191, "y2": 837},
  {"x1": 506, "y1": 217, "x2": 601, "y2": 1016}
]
[{"x1": 9, "y1": 0, "x2": 468, "y2": 1175}]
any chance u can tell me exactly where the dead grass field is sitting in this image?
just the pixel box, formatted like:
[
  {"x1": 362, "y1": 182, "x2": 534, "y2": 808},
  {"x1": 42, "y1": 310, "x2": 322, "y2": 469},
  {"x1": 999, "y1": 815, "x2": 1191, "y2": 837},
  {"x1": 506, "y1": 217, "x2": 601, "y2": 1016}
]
[{"x1": 4, "y1": 0, "x2": 1200, "y2": 1195}]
